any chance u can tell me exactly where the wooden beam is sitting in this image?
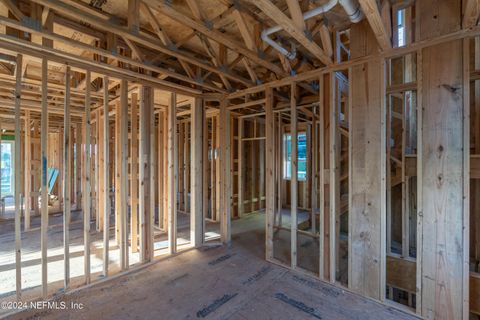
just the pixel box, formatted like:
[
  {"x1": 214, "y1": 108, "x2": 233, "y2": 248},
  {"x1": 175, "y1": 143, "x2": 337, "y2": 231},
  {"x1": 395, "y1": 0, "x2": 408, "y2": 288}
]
[
  {"x1": 185, "y1": 0, "x2": 204, "y2": 20},
  {"x1": 31, "y1": 0, "x2": 252, "y2": 88},
  {"x1": 242, "y1": 58, "x2": 259, "y2": 84},
  {"x1": 131, "y1": 93, "x2": 139, "y2": 253},
  {"x1": 358, "y1": 0, "x2": 391, "y2": 50},
  {"x1": 238, "y1": 117, "x2": 244, "y2": 217},
  {"x1": 233, "y1": 9, "x2": 256, "y2": 51},
  {"x1": 143, "y1": 0, "x2": 285, "y2": 76},
  {"x1": 416, "y1": 50, "x2": 423, "y2": 315},
  {"x1": 76, "y1": 122, "x2": 83, "y2": 210},
  {"x1": 226, "y1": 23, "x2": 480, "y2": 100},
  {"x1": 462, "y1": 37, "x2": 470, "y2": 320},
  {"x1": 40, "y1": 57, "x2": 48, "y2": 298},
  {"x1": 148, "y1": 88, "x2": 155, "y2": 261},
  {"x1": 157, "y1": 110, "x2": 165, "y2": 230},
  {"x1": 141, "y1": 4, "x2": 200, "y2": 80},
  {"x1": 319, "y1": 24, "x2": 333, "y2": 58},
  {"x1": 128, "y1": 0, "x2": 140, "y2": 33},
  {"x1": 115, "y1": 102, "x2": 121, "y2": 245},
  {"x1": 139, "y1": 87, "x2": 150, "y2": 262},
  {"x1": 140, "y1": 2, "x2": 172, "y2": 46},
  {"x1": 83, "y1": 70, "x2": 91, "y2": 284},
  {"x1": 265, "y1": 87, "x2": 274, "y2": 260},
  {"x1": 0, "y1": 32, "x2": 204, "y2": 95},
  {"x1": 24, "y1": 109, "x2": 31, "y2": 231},
  {"x1": 463, "y1": 0, "x2": 480, "y2": 28},
  {"x1": 245, "y1": 0, "x2": 333, "y2": 66},
  {"x1": 0, "y1": 15, "x2": 222, "y2": 92},
  {"x1": 119, "y1": 79, "x2": 129, "y2": 270},
  {"x1": 14, "y1": 53, "x2": 22, "y2": 300},
  {"x1": 329, "y1": 72, "x2": 336, "y2": 284},
  {"x1": 0, "y1": 0, "x2": 24, "y2": 21},
  {"x1": 41, "y1": 6, "x2": 52, "y2": 27},
  {"x1": 102, "y1": 76, "x2": 110, "y2": 277},
  {"x1": 285, "y1": 0, "x2": 306, "y2": 31},
  {"x1": 167, "y1": 92, "x2": 177, "y2": 254},
  {"x1": 202, "y1": 106, "x2": 209, "y2": 237},
  {"x1": 220, "y1": 100, "x2": 231, "y2": 244},
  {"x1": 318, "y1": 74, "x2": 325, "y2": 280},
  {"x1": 191, "y1": 97, "x2": 204, "y2": 247},
  {"x1": 95, "y1": 109, "x2": 101, "y2": 232},
  {"x1": 63, "y1": 65, "x2": 71, "y2": 289},
  {"x1": 290, "y1": 83, "x2": 298, "y2": 269},
  {"x1": 215, "y1": 115, "x2": 221, "y2": 222}
]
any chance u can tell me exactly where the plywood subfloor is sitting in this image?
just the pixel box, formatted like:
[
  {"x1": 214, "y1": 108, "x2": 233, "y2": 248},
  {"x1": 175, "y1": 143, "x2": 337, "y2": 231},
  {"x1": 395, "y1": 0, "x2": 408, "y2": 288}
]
[
  {"x1": 6, "y1": 213, "x2": 418, "y2": 320},
  {"x1": 0, "y1": 207, "x2": 220, "y2": 313}
]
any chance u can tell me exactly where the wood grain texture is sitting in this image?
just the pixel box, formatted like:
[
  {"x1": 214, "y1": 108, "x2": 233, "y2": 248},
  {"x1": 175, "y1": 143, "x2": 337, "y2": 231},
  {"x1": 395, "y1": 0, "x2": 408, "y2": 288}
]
[
  {"x1": 421, "y1": 40, "x2": 464, "y2": 320},
  {"x1": 349, "y1": 20, "x2": 383, "y2": 300}
]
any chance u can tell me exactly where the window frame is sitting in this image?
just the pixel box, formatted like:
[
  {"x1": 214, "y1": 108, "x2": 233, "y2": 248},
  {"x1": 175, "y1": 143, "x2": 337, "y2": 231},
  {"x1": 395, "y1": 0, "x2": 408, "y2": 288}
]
[{"x1": 282, "y1": 131, "x2": 308, "y2": 181}]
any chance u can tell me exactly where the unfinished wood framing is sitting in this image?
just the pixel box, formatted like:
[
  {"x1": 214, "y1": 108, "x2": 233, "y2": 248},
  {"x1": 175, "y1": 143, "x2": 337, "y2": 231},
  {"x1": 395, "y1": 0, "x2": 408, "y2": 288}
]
[
  {"x1": 190, "y1": 97, "x2": 204, "y2": 247},
  {"x1": 167, "y1": 92, "x2": 177, "y2": 254},
  {"x1": 130, "y1": 93, "x2": 138, "y2": 253},
  {"x1": 63, "y1": 64, "x2": 71, "y2": 289},
  {"x1": 139, "y1": 86, "x2": 154, "y2": 262},
  {"x1": 0, "y1": 1, "x2": 478, "y2": 318},
  {"x1": 14, "y1": 53, "x2": 22, "y2": 299},
  {"x1": 40, "y1": 57, "x2": 48, "y2": 298}
]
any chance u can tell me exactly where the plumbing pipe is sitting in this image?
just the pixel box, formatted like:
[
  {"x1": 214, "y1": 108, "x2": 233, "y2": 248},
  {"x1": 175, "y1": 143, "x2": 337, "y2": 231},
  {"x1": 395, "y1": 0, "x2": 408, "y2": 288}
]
[
  {"x1": 339, "y1": 0, "x2": 363, "y2": 23},
  {"x1": 261, "y1": 0, "x2": 364, "y2": 60}
]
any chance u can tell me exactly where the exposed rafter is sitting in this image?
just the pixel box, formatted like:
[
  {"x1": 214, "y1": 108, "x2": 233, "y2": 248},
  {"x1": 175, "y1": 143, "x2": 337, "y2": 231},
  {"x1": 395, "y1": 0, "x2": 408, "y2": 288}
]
[
  {"x1": 233, "y1": 8, "x2": 256, "y2": 52},
  {"x1": 142, "y1": 0, "x2": 286, "y2": 76},
  {"x1": 30, "y1": 0, "x2": 253, "y2": 87},
  {"x1": 358, "y1": 0, "x2": 391, "y2": 50},
  {"x1": 0, "y1": 0, "x2": 24, "y2": 20},
  {"x1": 0, "y1": 15, "x2": 225, "y2": 93},
  {"x1": 285, "y1": 0, "x2": 306, "y2": 31}
]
